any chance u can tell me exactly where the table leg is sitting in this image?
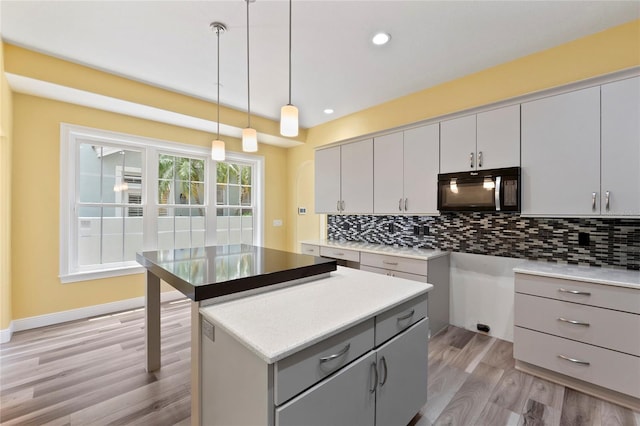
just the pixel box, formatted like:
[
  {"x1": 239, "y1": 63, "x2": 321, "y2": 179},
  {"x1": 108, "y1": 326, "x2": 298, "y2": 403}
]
[
  {"x1": 191, "y1": 300, "x2": 202, "y2": 426},
  {"x1": 145, "y1": 271, "x2": 161, "y2": 372}
]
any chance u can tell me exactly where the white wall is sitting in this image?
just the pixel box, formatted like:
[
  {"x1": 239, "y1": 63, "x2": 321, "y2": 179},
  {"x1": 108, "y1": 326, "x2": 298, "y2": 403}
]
[{"x1": 449, "y1": 252, "x2": 527, "y2": 342}]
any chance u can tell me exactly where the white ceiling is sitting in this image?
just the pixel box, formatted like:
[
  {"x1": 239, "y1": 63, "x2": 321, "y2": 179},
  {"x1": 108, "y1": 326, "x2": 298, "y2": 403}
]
[{"x1": 1, "y1": 1, "x2": 639, "y2": 129}]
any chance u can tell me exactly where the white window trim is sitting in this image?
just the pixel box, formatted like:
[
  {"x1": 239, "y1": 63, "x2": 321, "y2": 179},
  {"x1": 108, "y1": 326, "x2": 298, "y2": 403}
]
[{"x1": 60, "y1": 123, "x2": 264, "y2": 283}]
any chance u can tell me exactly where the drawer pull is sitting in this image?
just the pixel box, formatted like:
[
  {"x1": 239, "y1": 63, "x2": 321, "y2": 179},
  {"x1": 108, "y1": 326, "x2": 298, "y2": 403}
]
[
  {"x1": 369, "y1": 362, "x2": 378, "y2": 393},
  {"x1": 557, "y1": 354, "x2": 590, "y2": 366},
  {"x1": 382, "y1": 260, "x2": 399, "y2": 266},
  {"x1": 557, "y1": 317, "x2": 590, "y2": 327},
  {"x1": 558, "y1": 288, "x2": 591, "y2": 296},
  {"x1": 319, "y1": 343, "x2": 350, "y2": 364},
  {"x1": 333, "y1": 252, "x2": 345, "y2": 256},
  {"x1": 306, "y1": 249, "x2": 315, "y2": 253},
  {"x1": 396, "y1": 309, "x2": 415, "y2": 321},
  {"x1": 379, "y1": 356, "x2": 388, "y2": 386}
]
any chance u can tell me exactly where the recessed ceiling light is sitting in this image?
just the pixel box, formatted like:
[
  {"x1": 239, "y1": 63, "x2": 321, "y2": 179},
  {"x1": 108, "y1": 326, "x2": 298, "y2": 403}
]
[
  {"x1": 372, "y1": 32, "x2": 391, "y2": 46},
  {"x1": 323, "y1": 108, "x2": 334, "y2": 114}
]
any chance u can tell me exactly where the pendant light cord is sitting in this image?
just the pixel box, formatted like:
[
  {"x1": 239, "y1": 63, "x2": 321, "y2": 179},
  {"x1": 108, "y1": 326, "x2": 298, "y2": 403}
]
[
  {"x1": 246, "y1": 0, "x2": 251, "y2": 128},
  {"x1": 216, "y1": 26, "x2": 221, "y2": 139},
  {"x1": 288, "y1": 0, "x2": 292, "y2": 106}
]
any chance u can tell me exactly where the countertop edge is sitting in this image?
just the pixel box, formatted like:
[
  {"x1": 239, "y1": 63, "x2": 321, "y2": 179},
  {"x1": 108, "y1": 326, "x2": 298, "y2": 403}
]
[
  {"x1": 300, "y1": 239, "x2": 449, "y2": 261},
  {"x1": 513, "y1": 265, "x2": 640, "y2": 290}
]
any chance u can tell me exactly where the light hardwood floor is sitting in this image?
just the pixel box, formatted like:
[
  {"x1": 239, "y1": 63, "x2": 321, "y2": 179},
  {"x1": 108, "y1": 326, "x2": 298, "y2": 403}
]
[{"x1": 1, "y1": 299, "x2": 639, "y2": 425}]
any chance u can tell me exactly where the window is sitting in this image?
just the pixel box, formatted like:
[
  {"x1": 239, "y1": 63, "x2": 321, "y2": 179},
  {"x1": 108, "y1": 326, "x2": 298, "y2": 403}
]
[{"x1": 60, "y1": 124, "x2": 263, "y2": 283}]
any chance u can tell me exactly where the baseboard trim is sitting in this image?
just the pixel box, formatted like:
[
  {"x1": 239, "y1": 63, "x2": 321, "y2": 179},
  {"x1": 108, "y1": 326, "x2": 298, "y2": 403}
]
[
  {"x1": 10, "y1": 290, "x2": 186, "y2": 337},
  {"x1": 0, "y1": 321, "x2": 14, "y2": 344}
]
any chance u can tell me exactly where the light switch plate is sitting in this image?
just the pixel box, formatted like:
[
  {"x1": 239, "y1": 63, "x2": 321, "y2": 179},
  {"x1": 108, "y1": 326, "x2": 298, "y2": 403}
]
[
  {"x1": 273, "y1": 219, "x2": 283, "y2": 227},
  {"x1": 298, "y1": 207, "x2": 307, "y2": 215}
]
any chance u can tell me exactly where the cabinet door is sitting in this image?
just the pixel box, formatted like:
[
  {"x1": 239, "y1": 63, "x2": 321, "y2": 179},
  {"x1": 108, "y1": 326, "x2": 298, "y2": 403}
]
[
  {"x1": 276, "y1": 352, "x2": 376, "y2": 426},
  {"x1": 341, "y1": 139, "x2": 374, "y2": 213},
  {"x1": 521, "y1": 87, "x2": 600, "y2": 216},
  {"x1": 404, "y1": 124, "x2": 440, "y2": 214},
  {"x1": 476, "y1": 104, "x2": 521, "y2": 169},
  {"x1": 314, "y1": 146, "x2": 341, "y2": 213},
  {"x1": 601, "y1": 76, "x2": 640, "y2": 216},
  {"x1": 374, "y1": 132, "x2": 404, "y2": 214},
  {"x1": 440, "y1": 114, "x2": 476, "y2": 173},
  {"x1": 376, "y1": 319, "x2": 429, "y2": 426}
]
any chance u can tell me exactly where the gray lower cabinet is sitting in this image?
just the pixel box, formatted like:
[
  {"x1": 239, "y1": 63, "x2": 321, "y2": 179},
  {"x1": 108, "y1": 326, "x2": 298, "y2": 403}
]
[{"x1": 277, "y1": 319, "x2": 428, "y2": 426}]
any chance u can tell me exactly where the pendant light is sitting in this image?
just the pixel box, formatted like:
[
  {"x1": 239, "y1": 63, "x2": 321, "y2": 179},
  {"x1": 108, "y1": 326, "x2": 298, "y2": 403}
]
[
  {"x1": 280, "y1": 0, "x2": 298, "y2": 137},
  {"x1": 242, "y1": 0, "x2": 258, "y2": 152},
  {"x1": 210, "y1": 22, "x2": 226, "y2": 161}
]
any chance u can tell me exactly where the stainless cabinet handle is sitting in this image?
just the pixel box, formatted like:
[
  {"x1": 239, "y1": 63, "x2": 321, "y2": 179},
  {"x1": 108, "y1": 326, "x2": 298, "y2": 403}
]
[
  {"x1": 337, "y1": 200, "x2": 340, "y2": 211},
  {"x1": 605, "y1": 191, "x2": 610, "y2": 211},
  {"x1": 557, "y1": 354, "x2": 590, "y2": 366},
  {"x1": 404, "y1": 198, "x2": 408, "y2": 211},
  {"x1": 306, "y1": 249, "x2": 315, "y2": 253},
  {"x1": 399, "y1": 198, "x2": 403, "y2": 212},
  {"x1": 369, "y1": 362, "x2": 378, "y2": 393},
  {"x1": 396, "y1": 309, "x2": 415, "y2": 321},
  {"x1": 557, "y1": 317, "x2": 590, "y2": 327},
  {"x1": 470, "y1": 152, "x2": 474, "y2": 168},
  {"x1": 495, "y1": 176, "x2": 501, "y2": 212},
  {"x1": 478, "y1": 151, "x2": 483, "y2": 168},
  {"x1": 333, "y1": 252, "x2": 345, "y2": 256},
  {"x1": 382, "y1": 260, "x2": 398, "y2": 266},
  {"x1": 592, "y1": 192, "x2": 597, "y2": 211},
  {"x1": 379, "y1": 356, "x2": 388, "y2": 386},
  {"x1": 341, "y1": 200, "x2": 345, "y2": 211},
  {"x1": 558, "y1": 288, "x2": 591, "y2": 296},
  {"x1": 319, "y1": 343, "x2": 350, "y2": 363}
]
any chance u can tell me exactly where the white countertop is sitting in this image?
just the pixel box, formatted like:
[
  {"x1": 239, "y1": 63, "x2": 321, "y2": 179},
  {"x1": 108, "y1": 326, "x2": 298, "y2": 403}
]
[
  {"x1": 514, "y1": 261, "x2": 640, "y2": 289},
  {"x1": 301, "y1": 239, "x2": 449, "y2": 261},
  {"x1": 199, "y1": 266, "x2": 433, "y2": 364}
]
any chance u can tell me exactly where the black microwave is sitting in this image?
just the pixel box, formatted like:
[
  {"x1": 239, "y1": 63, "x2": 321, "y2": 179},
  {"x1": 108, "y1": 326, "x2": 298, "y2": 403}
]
[{"x1": 437, "y1": 167, "x2": 520, "y2": 212}]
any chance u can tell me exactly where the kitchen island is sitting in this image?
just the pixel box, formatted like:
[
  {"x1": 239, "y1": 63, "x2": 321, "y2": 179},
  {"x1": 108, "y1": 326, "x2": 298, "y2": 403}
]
[{"x1": 137, "y1": 245, "x2": 433, "y2": 425}]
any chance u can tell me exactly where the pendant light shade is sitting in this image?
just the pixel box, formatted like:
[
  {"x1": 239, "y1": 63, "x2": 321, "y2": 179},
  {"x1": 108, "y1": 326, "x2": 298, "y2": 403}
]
[
  {"x1": 243, "y1": 0, "x2": 258, "y2": 152},
  {"x1": 242, "y1": 128, "x2": 258, "y2": 152},
  {"x1": 280, "y1": 104, "x2": 298, "y2": 137},
  {"x1": 280, "y1": 0, "x2": 299, "y2": 137},
  {"x1": 211, "y1": 139, "x2": 225, "y2": 161},
  {"x1": 210, "y1": 22, "x2": 226, "y2": 161}
]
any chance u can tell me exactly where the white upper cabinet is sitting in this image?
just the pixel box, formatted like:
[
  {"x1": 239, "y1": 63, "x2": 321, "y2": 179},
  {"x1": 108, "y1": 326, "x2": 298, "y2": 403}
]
[
  {"x1": 373, "y1": 125, "x2": 440, "y2": 215},
  {"x1": 341, "y1": 139, "x2": 374, "y2": 213},
  {"x1": 601, "y1": 76, "x2": 640, "y2": 216},
  {"x1": 315, "y1": 139, "x2": 373, "y2": 214},
  {"x1": 315, "y1": 145, "x2": 342, "y2": 213},
  {"x1": 440, "y1": 114, "x2": 476, "y2": 173},
  {"x1": 476, "y1": 104, "x2": 521, "y2": 169},
  {"x1": 440, "y1": 105, "x2": 520, "y2": 174},
  {"x1": 374, "y1": 132, "x2": 404, "y2": 214},
  {"x1": 403, "y1": 124, "x2": 440, "y2": 214},
  {"x1": 521, "y1": 86, "x2": 601, "y2": 216}
]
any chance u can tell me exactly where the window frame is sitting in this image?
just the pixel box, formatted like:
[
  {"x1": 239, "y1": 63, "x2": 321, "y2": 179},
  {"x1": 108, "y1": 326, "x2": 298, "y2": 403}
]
[{"x1": 60, "y1": 124, "x2": 264, "y2": 283}]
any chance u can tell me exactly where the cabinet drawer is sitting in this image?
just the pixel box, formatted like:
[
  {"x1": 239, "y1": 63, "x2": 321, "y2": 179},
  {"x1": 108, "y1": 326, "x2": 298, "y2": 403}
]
[
  {"x1": 300, "y1": 243, "x2": 320, "y2": 256},
  {"x1": 275, "y1": 318, "x2": 374, "y2": 405},
  {"x1": 319, "y1": 246, "x2": 360, "y2": 263},
  {"x1": 360, "y1": 252, "x2": 428, "y2": 276},
  {"x1": 515, "y1": 293, "x2": 640, "y2": 356},
  {"x1": 375, "y1": 294, "x2": 428, "y2": 346},
  {"x1": 360, "y1": 265, "x2": 427, "y2": 283},
  {"x1": 515, "y1": 273, "x2": 640, "y2": 314},
  {"x1": 514, "y1": 327, "x2": 640, "y2": 398}
]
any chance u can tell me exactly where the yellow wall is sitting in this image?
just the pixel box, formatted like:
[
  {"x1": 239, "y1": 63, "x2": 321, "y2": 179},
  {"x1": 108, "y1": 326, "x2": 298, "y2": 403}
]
[
  {"x1": 285, "y1": 19, "x2": 640, "y2": 252},
  {"x1": 10, "y1": 93, "x2": 288, "y2": 320},
  {"x1": 1, "y1": 45, "x2": 13, "y2": 329}
]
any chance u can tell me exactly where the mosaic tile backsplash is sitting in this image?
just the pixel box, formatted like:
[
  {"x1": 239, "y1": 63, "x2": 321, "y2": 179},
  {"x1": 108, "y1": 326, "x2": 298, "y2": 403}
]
[{"x1": 327, "y1": 213, "x2": 640, "y2": 270}]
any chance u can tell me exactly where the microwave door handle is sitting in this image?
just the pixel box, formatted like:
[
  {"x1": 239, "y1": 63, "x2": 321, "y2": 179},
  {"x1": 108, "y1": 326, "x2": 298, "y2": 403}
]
[{"x1": 495, "y1": 176, "x2": 501, "y2": 211}]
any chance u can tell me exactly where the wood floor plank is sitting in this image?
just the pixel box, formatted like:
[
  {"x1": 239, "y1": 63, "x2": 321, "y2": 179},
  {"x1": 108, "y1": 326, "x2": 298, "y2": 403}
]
[
  {"x1": 481, "y1": 338, "x2": 515, "y2": 370},
  {"x1": 448, "y1": 333, "x2": 494, "y2": 371},
  {"x1": 519, "y1": 398, "x2": 560, "y2": 426},
  {"x1": 475, "y1": 401, "x2": 520, "y2": 426},
  {"x1": 434, "y1": 362, "x2": 504, "y2": 426},
  {"x1": 489, "y1": 368, "x2": 535, "y2": 413},
  {"x1": 599, "y1": 398, "x2": 639, "y2": 426},
  {"x1": 559, "y1": 388, "x2": 601, "y2": 426},
  {"x1": 422, "y1": 363, "x2": 469, "y2": 425}
]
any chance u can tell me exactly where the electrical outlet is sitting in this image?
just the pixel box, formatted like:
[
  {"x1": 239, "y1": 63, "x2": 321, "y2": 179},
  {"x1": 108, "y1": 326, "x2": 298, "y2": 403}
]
[
  {"x1": 356, "y1": 223, "x2": 362, "y2": 232},
  {"x1": 423, "y1": 225, "x2": 430, "y2": 235},
  {"x1": 388, "y1": 223, "x2": 395, "y2": 233},
  {"x1": 578, "y1": 232, "x2": 590, "y2": 246},
  {"x1": 413, "y1": 225, "x2": 420, "y2": 236}
]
